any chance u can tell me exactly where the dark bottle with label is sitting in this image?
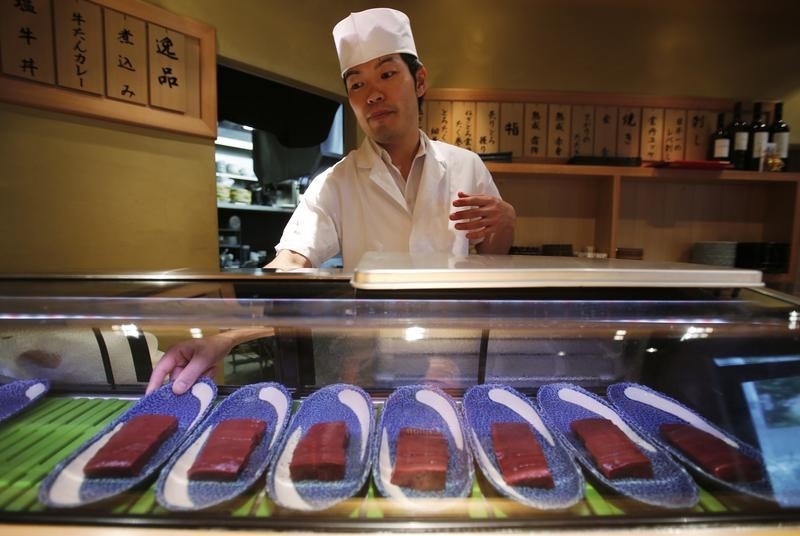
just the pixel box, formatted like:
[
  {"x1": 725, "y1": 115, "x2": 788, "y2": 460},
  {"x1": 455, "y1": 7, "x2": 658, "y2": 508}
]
[
  {"x1": 729, "y1": 102, "x2": 749, "y2": 169},
  {"x1": 770, "y1": 101, "x2": 791, "y2": 171},
  {"x1": 708, "y1": 112, "x2": 730, "y2": 161},
  {"x1": 747, "y1": 102, "x2": 769, "y2": 171}
]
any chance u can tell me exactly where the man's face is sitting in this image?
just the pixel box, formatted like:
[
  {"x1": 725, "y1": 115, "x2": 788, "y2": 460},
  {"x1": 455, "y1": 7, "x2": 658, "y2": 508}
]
[{"x1": 343, "y1": 54, "x2": 426, "y2": 147}]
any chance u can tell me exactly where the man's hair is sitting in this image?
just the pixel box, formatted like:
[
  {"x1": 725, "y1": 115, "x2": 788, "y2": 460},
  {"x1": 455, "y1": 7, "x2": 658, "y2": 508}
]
[
  {"x1": 341, "y1": 53, "x2": 425, "y2": 111},
  {"x1": 400, "y1": 53, "x2": 425, "y2": 111}
]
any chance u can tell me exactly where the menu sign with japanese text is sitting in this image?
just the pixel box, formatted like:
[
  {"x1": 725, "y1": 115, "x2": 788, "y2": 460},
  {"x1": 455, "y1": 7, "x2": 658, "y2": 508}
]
[
  {"x1": 617, "y1": 107, "x2": 641, "y2": 158},
  {"x1": 426, "y1": 100, "x2": 452, "y2": 144},
  {"x1": 0, "y1": 0, "x2": 215, "y2": 138},
  {"x1": 1, "y1": 0, "x2": 55, "y2": 83},
  {"x1": 640, "y1": 108, "x2": 664, "y2": 161},
  {"x1": 104, "y1": 8, "x2": 146, "y2": 105},
  {"x1": 547, "y1": 104, "x2": 571, "y2": 158},
  {"x1": 451, "y1": 101, "x2": 475, "y2": 151},
  {"x1": 499, "y1": 102, "x2": 524, "y2": 158},
  {"x1": 475, "y1": 101, "x2": 499, "y2": 154},
  {"x1": 524, "y1": 103, "x2": 547, "y2": 158},
  {"x1": 148, "y1": 23, "x2": 185, "y2": 112},
  {"x1": 53, "y1": 0, "x2": 103, "y2": 94},
  {"x1": 594, "y1": 106, "x2": 617, "y2": 157},
  {"x1": 663, "y1": 109, "x2": 687, "y2": 161},
  {"x1": 685, "y1": 110, "x2": 716, "y2": 161},
  {"x1": 417, "y1": 89, "x2": 736, "y2": 163},
  {"x1": 570, "y1": 105, "x2": 594, "y2": 157}
]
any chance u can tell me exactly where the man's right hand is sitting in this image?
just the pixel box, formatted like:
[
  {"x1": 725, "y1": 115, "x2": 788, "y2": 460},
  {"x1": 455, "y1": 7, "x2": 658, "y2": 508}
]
[
  {"x1": 145, "y1": 334, "x2": 237, "y2": 395},
  {"x1": 265, "y1": 249, "x2": 312, "y2": 270}
]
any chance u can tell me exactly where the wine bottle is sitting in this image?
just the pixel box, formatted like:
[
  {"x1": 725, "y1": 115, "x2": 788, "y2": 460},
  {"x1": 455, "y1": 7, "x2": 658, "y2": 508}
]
[
  {"x1": 771, "y1": 101, "x2": 791, "y2": 171},
  {"x1": 748, "y1": 102, "x2": 769, "y2": 171},
  {"x1": 730, "y1": 102, "x2": 749, "y2": 169},
  {"x1": 709, "y1": 112, "x2": 730, "y2": 161}
]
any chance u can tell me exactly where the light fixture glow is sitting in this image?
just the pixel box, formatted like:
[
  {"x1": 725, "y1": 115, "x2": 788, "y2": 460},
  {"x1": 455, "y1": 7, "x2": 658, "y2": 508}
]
[
  {"x1": 404, "y1": 326, "x2": 426, "y2": 342},
  {"x1": 680, "y1": 326, "x2": 713, "y2": 341},
  {"x1": 120, "y1": 323, "x2": 141, "y2": 338}
]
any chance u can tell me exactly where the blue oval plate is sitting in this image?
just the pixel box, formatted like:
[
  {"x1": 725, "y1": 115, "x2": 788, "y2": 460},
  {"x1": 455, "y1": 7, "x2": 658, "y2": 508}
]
[
  {"x1": 607, "y1": 382, "x2": 773, "y2": 501},
  {"x1": 156, "y1": 382, "x2": 292, "y2": 511},
  {"x1": 267, "y1": 384, "x2": 375, "y2": 511},
  {"x1": 372, "y1": 385, "x2": 473, "y2": 509},
  {"x1": 39, "y1": 378, "x2": 216, "y2": 508},
  {"x1": 463, "y1": 384, "x2": 584, "y2": 509},
  {"x1": 537, "y1": 382, "x2": 698, "y2": 509},
  {"x1": 0, "y1": 379, "x2": 49, "y2": 423}
]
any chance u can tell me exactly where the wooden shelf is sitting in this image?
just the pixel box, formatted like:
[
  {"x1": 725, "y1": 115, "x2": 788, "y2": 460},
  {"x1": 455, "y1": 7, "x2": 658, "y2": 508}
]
[
  {"x1": 486, "y1": 162, "x2": 800, "y2": 183},
  {"x1": 484, "y1": 162, "x2": 800, "y2": 285},
  {"x1": 217, "y1": 202, "x2": 294, "y2": 213}
]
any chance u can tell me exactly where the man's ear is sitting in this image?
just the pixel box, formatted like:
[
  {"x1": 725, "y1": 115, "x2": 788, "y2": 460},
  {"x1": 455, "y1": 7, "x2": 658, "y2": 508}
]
[{"x1": 416, "y1": 65, "x2": 427, "y2": 97}]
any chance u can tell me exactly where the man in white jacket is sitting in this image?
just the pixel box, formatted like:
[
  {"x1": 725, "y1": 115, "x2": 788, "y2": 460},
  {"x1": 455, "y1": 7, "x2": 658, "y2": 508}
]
[
  {"x1": 268, "y1": 7, "x2": 515, "y2": 271},
  {"x1": 147, "y1": 7, "x2": 515, "y2": 395}
]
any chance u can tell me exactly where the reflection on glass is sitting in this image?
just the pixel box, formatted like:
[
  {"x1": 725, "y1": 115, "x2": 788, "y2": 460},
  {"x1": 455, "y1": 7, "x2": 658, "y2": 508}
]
[{"x1": 743, "y1": 373, "x2": 800, "y2": 507}]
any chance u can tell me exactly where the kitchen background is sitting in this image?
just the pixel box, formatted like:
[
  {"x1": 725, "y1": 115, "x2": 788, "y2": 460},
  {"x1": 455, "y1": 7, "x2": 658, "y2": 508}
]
[{"x1": 1, "y1": 0, "x2": 798, "y2": 274}]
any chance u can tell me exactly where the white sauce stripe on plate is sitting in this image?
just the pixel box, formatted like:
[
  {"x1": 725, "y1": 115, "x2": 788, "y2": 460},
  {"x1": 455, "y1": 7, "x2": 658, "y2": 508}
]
[
  {"x1": 415, "y1": 389, "x2": 463, "y2": 450},
  {"x1": 272, "y1": 427, "x2": 313, "y2": 511},
  {"x1": 48, "y1": 422, "x2": 124, "y2": 506},
  {"x1": 488, "y1": 388, "x2": 554, "y2": 446},
  {"x1": 378, "y1": 427, "x2": 405, "y2": 501},
  {"x1": 558, "y1": 388, "x2": 656, "y2": 453},
  {"x1": 189, "y1": 383, "x2": 214, "y2": 429},
  {"x1": 162, "y1": 427, "x2": 213, "y2": 508},
  {"x1": 338, "y1": 389, "x2": 370, "y2": 461},
  {"x1": 260, "y1": 386, "x2": 289, "y2": 448},
  {"x1": 623, "y1": 386, "x2": 737, "y2": 448},
  {"x1": 25, "y1": 382, "x2": 47, "y2": 400}
]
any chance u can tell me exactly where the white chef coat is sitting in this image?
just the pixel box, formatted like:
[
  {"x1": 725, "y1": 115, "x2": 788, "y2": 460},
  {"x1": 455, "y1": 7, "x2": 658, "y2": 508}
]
[{"x1": 274, "y1": 131, "x2": 502, "y2": 272}]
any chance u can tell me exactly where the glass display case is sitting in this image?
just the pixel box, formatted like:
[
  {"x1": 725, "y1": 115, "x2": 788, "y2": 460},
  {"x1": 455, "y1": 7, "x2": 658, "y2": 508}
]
[{"x1": 0, "y1": 262, "x2": 799, "y2": 535}]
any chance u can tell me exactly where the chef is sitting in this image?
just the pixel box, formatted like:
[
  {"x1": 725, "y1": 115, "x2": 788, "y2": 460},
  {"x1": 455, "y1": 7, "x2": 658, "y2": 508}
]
[
  {"x1": 267, "y1": 7, "x2": 515, "y2": 271},
  {"x1": 147, "y1": 7, "x2": 515, "y2": 395}
]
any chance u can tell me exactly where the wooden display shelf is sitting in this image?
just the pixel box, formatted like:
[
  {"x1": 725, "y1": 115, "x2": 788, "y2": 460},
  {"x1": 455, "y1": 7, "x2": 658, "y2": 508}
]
[
  {"x1": 485, "y1": 162, "x2": 800, "y2": 285},
  {"x1": 486, "y1": 163, "x2": 800, "y2": 182}
]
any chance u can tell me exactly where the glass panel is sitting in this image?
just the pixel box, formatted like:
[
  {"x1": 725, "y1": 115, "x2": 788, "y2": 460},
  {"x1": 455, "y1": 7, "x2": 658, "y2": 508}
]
[{"x1": 1, "y1": 278, "x2": 799, "y2": 529}]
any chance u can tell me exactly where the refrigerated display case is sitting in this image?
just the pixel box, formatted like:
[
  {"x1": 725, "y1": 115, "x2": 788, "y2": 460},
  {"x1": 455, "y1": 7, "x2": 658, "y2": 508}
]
[{"x1": 1, "y1": 257, "x2": 799, "y2": 535}]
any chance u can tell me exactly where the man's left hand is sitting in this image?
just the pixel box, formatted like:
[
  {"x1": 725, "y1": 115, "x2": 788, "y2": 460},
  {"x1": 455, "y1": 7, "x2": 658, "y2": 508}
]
[{"x1": 450, "y1": 191, "x2": 516, "y2": 242}]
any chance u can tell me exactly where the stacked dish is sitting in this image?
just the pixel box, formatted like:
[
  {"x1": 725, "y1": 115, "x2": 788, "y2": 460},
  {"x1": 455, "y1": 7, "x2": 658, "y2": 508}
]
[
  {"x1": 689, "y1": 241, "x2": 737, "y2": 267},
  {"x1": 541, "y1": 244, "x2": 574, "y2": 257},
  {"x1": 231, "y1": 187, "x2": 252, "y2": 205},
  {"x1": 616, "y1": 247, "x2": 644, "y2": 260}
]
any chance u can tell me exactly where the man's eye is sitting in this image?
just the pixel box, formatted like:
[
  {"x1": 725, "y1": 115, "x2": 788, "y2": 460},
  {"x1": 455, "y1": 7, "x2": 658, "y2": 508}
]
[
  {"x1": 349, "y1": 81, "x2": 364, "y2": 91},
  {"x1": 381, "y1": 70, "x2": 396, "y2": 79}
]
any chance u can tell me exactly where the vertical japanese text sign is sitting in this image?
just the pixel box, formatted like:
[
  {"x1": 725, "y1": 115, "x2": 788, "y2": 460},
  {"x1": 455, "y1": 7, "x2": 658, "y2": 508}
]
[
  {"x1": 524, "y1": 103, "x2": 547, "y2": 159},
  {"x1": 547, "y1": 104, "x2": 571, "y2": 158},
  {"x1": 499, "y1": 102, "x2": 524, "y2": 158},
  {"x1": 452, "y1": 101, "x2": 476, "y2": 151},
  {"x1": 1, "y1": 0, "x2": 55, "y2": 83},
  {"x1": 105, "y1": 8, "x2": 147, "y2": 104},
  {"x1": 148, "y1": 23, "x2": 186, "y2": 112},
  {"x1": 53, "y1": 0, "x2": 103, "y2": 94},
  {"x1": 476, "y1": 102, "x2": 499, "y2": 154},
  {"x1": 426, "y1": 101, "x2": 452, "y2": 144}
]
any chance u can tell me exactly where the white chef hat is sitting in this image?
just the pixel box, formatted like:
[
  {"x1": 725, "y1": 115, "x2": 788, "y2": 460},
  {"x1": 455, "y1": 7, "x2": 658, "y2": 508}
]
[{"x1": 332, "y1": 7, "x2": 418, "y2": 77}]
